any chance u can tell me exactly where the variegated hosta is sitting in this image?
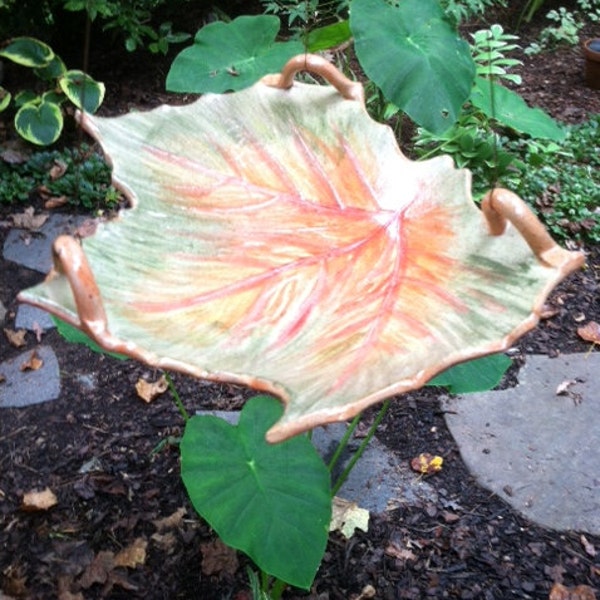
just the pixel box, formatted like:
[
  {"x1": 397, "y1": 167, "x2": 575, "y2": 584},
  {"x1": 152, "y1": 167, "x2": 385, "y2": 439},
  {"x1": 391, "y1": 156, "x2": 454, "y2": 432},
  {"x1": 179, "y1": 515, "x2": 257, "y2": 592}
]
[{"x1": 19, "y1": 57, "x2": 584, "y2": 442}]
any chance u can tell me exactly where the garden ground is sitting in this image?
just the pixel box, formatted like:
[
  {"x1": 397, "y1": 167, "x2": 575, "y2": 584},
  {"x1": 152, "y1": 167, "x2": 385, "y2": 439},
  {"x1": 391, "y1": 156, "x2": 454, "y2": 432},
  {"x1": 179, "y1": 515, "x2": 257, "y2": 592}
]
[{"x1": 1, "y1": 5, "x2": 600, "y2": 599}]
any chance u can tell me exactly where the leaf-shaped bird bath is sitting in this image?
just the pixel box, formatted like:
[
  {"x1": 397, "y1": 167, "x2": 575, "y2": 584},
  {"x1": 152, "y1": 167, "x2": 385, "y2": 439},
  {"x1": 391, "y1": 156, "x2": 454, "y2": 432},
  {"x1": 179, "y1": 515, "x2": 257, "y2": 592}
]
[{"x1": 19, "y1": 55, "x2": 584, "y2": 442}]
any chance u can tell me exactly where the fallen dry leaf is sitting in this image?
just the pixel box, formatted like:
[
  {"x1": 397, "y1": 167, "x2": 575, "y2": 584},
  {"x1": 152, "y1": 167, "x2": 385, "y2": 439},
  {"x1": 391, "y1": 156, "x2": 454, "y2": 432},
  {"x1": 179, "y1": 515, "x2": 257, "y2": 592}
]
[
  {"x1": 4, "y1": 328, "x2": 27, "y2": 348},
  {"x1": 385, "y1": 540, "x2": 417, "y2": 562},
  {"x1": 580, "y1": 534, "x2": 596, "y2": 558},
  {"x1": 21, "y1": 487, "x2": 58, "y2": 511},
  {"x1": 152, "y1": 506, "x2": 186, "y2": 532},
  {"x1": 11, "y1": 207, "x2": 49, "y2": 230},
  {"x1": 1, "y1": 147, "x2": 29, "y2": 164},
  {"x1": 540, "y1": 303, "x2": 560, "y2": 319},
  {"x1": 556, "y1": 379, "x2": 578, "y2": 396},
  {"x1": 549, "y1": 582, "x2": 597, "y2": 600},
  {"x1": 44, "y1": 195, "x2": 69, "y2": 209},
  {"x1": 20, "y1": 350, "x2": 43, "y2": 372},
  {"x1": 114, "y1": 538, "x2": 147, "y2": 568},
  {"x1": 49, "y1": 159, "x2": 67, "y2": 180},
  {"x1": 410, "y1": 453, "x2": 444, "y2": 475},
  {"x1": 577, "y1": 321, "x2": 600, "y2": 344},
  {"x1": 32, "y1": 321, "x2": 44, "y2": 343},
  {"x1": 135, "y1": 374, "x2": 168, "y2": 403},
  {"x1": 0, "y1": 372, "x2": 6, "y2": 383},
  {"x1": 151, "y1": 531, "x2": 177, "y2": 553},
  {"x1": 330, "y1": 496, "x2": 369, "y2": 538},
  {"x1": 78, "y1": 551, "x2": 114, "y2": 589},
  {"x1": 200, "y1": 538, "x2": 239, "y2": 577}
]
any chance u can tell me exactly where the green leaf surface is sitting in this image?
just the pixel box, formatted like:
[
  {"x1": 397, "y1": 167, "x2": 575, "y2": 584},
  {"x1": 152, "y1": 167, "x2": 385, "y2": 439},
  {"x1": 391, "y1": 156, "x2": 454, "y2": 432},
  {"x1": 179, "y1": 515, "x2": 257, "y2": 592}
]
[
  {"x1": 0, "y1": 36, "x2": 54, "y2": 67},
  {"x1": 180, "y1": 395, "x2": 331, "y2": 589},
  {"x1": 14, "y1": 99, "x2": 63, "y2": 145},
  {"x1": 427, "y1": 353, "x2": 512, "y2": 393},
  {"x1": 0, "y1": 87, "x2": 11, "y2": 112},
  {"x1": 166, "y1": 15, "x2": 303, "y2": 93},
  {"x1": 351, "y1": 0, "x2": 475, "y2": 134},
  {"x1": 52, "y1": 317, "x2": 129, "y2": 360},
  {"x1": 34, "y1": 54, "x2": 67, "y2": 80},
  {"x1": 306, "y1": 20, "x2": 351, "y2": 52},
  {"x1": 59, "y1": 70, "x2": 105, "y2": 113},
  {"x1": 471, "y1": 77, "x2": 565, "y2": 141}
]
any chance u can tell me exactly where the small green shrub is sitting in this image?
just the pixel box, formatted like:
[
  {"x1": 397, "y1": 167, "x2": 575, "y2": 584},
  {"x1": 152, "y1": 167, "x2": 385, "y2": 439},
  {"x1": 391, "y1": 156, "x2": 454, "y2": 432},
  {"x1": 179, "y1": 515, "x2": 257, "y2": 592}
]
[
  {"x1": 0, "y1": 144, "x2": 121, "y2": 211},
  {"x1": 525, "y1": 0, "x2": 600, "y2": 54},
  {"x1": 0, "y1": 0, "x2": 191, "y2": 54},
  {"x1": 0, "y1": 37, "x2": 104, "y2": 145},
  {"x1": 507, "y1": 116, "x2": 600, "y2": 244}
]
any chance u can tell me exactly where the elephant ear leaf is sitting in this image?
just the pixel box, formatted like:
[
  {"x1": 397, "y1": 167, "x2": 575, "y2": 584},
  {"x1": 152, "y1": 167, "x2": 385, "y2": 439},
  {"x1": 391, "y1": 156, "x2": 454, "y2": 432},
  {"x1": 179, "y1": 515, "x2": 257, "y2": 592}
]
[
  {"x1": 166, "y1": 15, "x2": 303, "y2": 93},
  {"x1": 19, "y1": 58, "x2": 583, "y2": 442}
]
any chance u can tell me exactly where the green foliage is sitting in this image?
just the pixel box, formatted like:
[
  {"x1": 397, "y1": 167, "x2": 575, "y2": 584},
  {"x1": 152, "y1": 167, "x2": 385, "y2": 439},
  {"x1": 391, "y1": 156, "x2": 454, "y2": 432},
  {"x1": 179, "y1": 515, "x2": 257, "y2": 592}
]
[
  {"x1": 414, "y1": 24, "x2": 563, "y2": 197},
  {"x1": 260, "y1": 0, "x2": 349, "y2": 31},
  {"x1": 525, "y1": 0, "x2": 600, "y2": 54},
  {"x1": 0, "y1": 37, "x2": 104, "y2": 145},
  {"x1": 427, "y1": 353, "x2": 512, "y2": 393},
  {"x1": 506, "y1": 116, "x2": 600, "y2": 244},
  {"x1": 166, "y1": 16, "x2": 304, "y2": 94},
  {"x1": 440, "y1": 0, "x2": 507, "y2": 25},
  {"x1": 180, "y1": 395, "x2": 331, "y2": 592},
  {"x1": 52, "y1": 317, "x2": 129, "y2": 359},
  {"x1": 351, "y1": 0, "x2": 475, "y2": 135},
  {"x1": 0, "y1": 0, "x2": 191, "y2": 54},
  {"x1": 0, "y1": 144, "x2": 121, "y2": 211},
  {"x1": 471, "y1": 24, "x2": 521, "y2": 85}
]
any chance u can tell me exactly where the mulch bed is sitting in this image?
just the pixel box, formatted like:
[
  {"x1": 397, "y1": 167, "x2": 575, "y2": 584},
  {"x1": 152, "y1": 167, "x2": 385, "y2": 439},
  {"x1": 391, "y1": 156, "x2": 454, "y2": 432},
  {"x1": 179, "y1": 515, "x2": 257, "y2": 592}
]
[{"x1": 1, "y1": 6, "x2": 600, "y2": 599}]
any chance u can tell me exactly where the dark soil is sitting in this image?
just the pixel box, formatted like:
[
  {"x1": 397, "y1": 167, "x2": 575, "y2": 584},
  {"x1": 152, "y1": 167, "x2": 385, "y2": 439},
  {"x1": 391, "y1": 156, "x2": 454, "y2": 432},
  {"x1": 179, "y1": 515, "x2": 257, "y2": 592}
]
[{"x1": 1, "y1": 8, "x2": 600, "y2": 600}]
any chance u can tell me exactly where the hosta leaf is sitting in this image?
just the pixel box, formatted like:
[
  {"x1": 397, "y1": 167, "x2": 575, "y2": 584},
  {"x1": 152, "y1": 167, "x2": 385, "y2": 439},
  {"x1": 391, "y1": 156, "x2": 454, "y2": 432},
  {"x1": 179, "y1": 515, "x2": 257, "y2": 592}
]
[
  {"x1": 0, "y1": 36, "x2": 54, "y2": 68},
  {"x1": 19, "y1": 58, "x2": 583, "y2": 441},
  {"x1": 166, "y1": 15, "x2": 303, "y2": 93},
  {"x1": 59, "y1": 70, "x2": 105, "y2": 113},
  {"x1": 15, "y1": 99, "x2": 63, "y2": 145},
  {"x1": 181, "y1": 395, "x2": 331, "y2": 588}
]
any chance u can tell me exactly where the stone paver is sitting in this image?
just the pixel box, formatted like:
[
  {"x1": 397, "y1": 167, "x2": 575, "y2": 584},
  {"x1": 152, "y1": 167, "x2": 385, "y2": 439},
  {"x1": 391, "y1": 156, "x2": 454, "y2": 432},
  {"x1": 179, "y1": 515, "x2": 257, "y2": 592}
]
[
  {"x1": 0, "y1": 345, "x2": 61, "y2": 408},
  {"x1": 3, "y1": 213, "x2": 88, "y2": 273},
  {"x1": 443, "y1": 352, "x2": 600, "y2": 535}
]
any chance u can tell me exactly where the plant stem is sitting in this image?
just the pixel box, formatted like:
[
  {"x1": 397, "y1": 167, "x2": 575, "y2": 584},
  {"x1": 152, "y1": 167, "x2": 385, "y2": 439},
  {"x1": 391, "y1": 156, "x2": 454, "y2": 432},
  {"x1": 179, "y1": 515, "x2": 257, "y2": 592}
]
[
  {"x1": 164, "y1": 372, "x2": 190, "y2": 422},
  {"x1": 330, "y1": 399, "x2": 391, "y2": 497},
  {"x1": 270, "y1": 577, "x2": 287, "y2": 600},
  {"x1": 327, "y1": 411, "x2": 362, "y2": 473}
]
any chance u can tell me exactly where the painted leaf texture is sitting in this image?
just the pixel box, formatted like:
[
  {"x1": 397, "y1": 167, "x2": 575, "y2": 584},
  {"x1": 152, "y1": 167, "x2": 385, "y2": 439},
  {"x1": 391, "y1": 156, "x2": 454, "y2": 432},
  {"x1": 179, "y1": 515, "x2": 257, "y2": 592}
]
[{"x1": 19, "y1": 71, "x2": 583, "y2": 442}]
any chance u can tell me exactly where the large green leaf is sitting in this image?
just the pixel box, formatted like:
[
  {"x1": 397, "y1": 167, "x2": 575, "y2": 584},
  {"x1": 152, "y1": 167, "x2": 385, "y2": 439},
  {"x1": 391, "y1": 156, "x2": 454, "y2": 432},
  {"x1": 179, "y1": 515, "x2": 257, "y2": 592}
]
[
  {"x1": 471, "y1": 77, "x2": 565, "y2": 141},
  {"x1": 427, "y1": 353, "x2": 512, "y2": 393},
  {"x1": 0, "y1": 36, "x2": 54, "y2": 68},
  {"x1": 180, "y1": 395, "x2": 331, "y2": 589},
  {"x1": 14, "y1": 99, "x2": 63, "y2": 145},
  {"x1": 166, "y1": 15, "x2": 303, "y2": 93},
  {"x1": 351, "y1": 0, "x2": 475, "y2": 134},
  {"x1": 19, "y1": 57, "x2": 583, "y2": 442},
  {"x1": 59, "y1": 70, "x2": 105, "y2": 113}
]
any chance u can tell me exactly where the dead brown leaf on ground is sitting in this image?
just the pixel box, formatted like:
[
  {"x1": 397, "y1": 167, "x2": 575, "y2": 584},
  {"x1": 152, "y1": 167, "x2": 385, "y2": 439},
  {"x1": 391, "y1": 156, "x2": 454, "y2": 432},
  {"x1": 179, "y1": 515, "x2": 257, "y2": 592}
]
[
  {"x1": 11, "y1": 207, "x2": 48, "y2": 230},
  {"x1": 4, "y1": 328, "x2": 27, "y2": 348},
  {"x1": 152, "y1": 507, "x2": 186, "y2": 532},
  {"x1": 577, "y1": 321, "x2": 600, "y2": 344},
  {"x1": 21, "y1": 487, "x2": 58, "y2": 511},
  {"x1": 135, "y1": 374, "x2": 168, "y2": 403},
  {"x1": 549, "y1": 582, "x2": 597, "y2": 600},
  {"x1": 200, "y1": 538, "x2": 239, "y2": 577},
  {"x1": 114, "y1": 537, "x2": 148, "y2": 568},
  {"x1": 20, "y1": 349, "x2": 43, "y2": 371}
]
